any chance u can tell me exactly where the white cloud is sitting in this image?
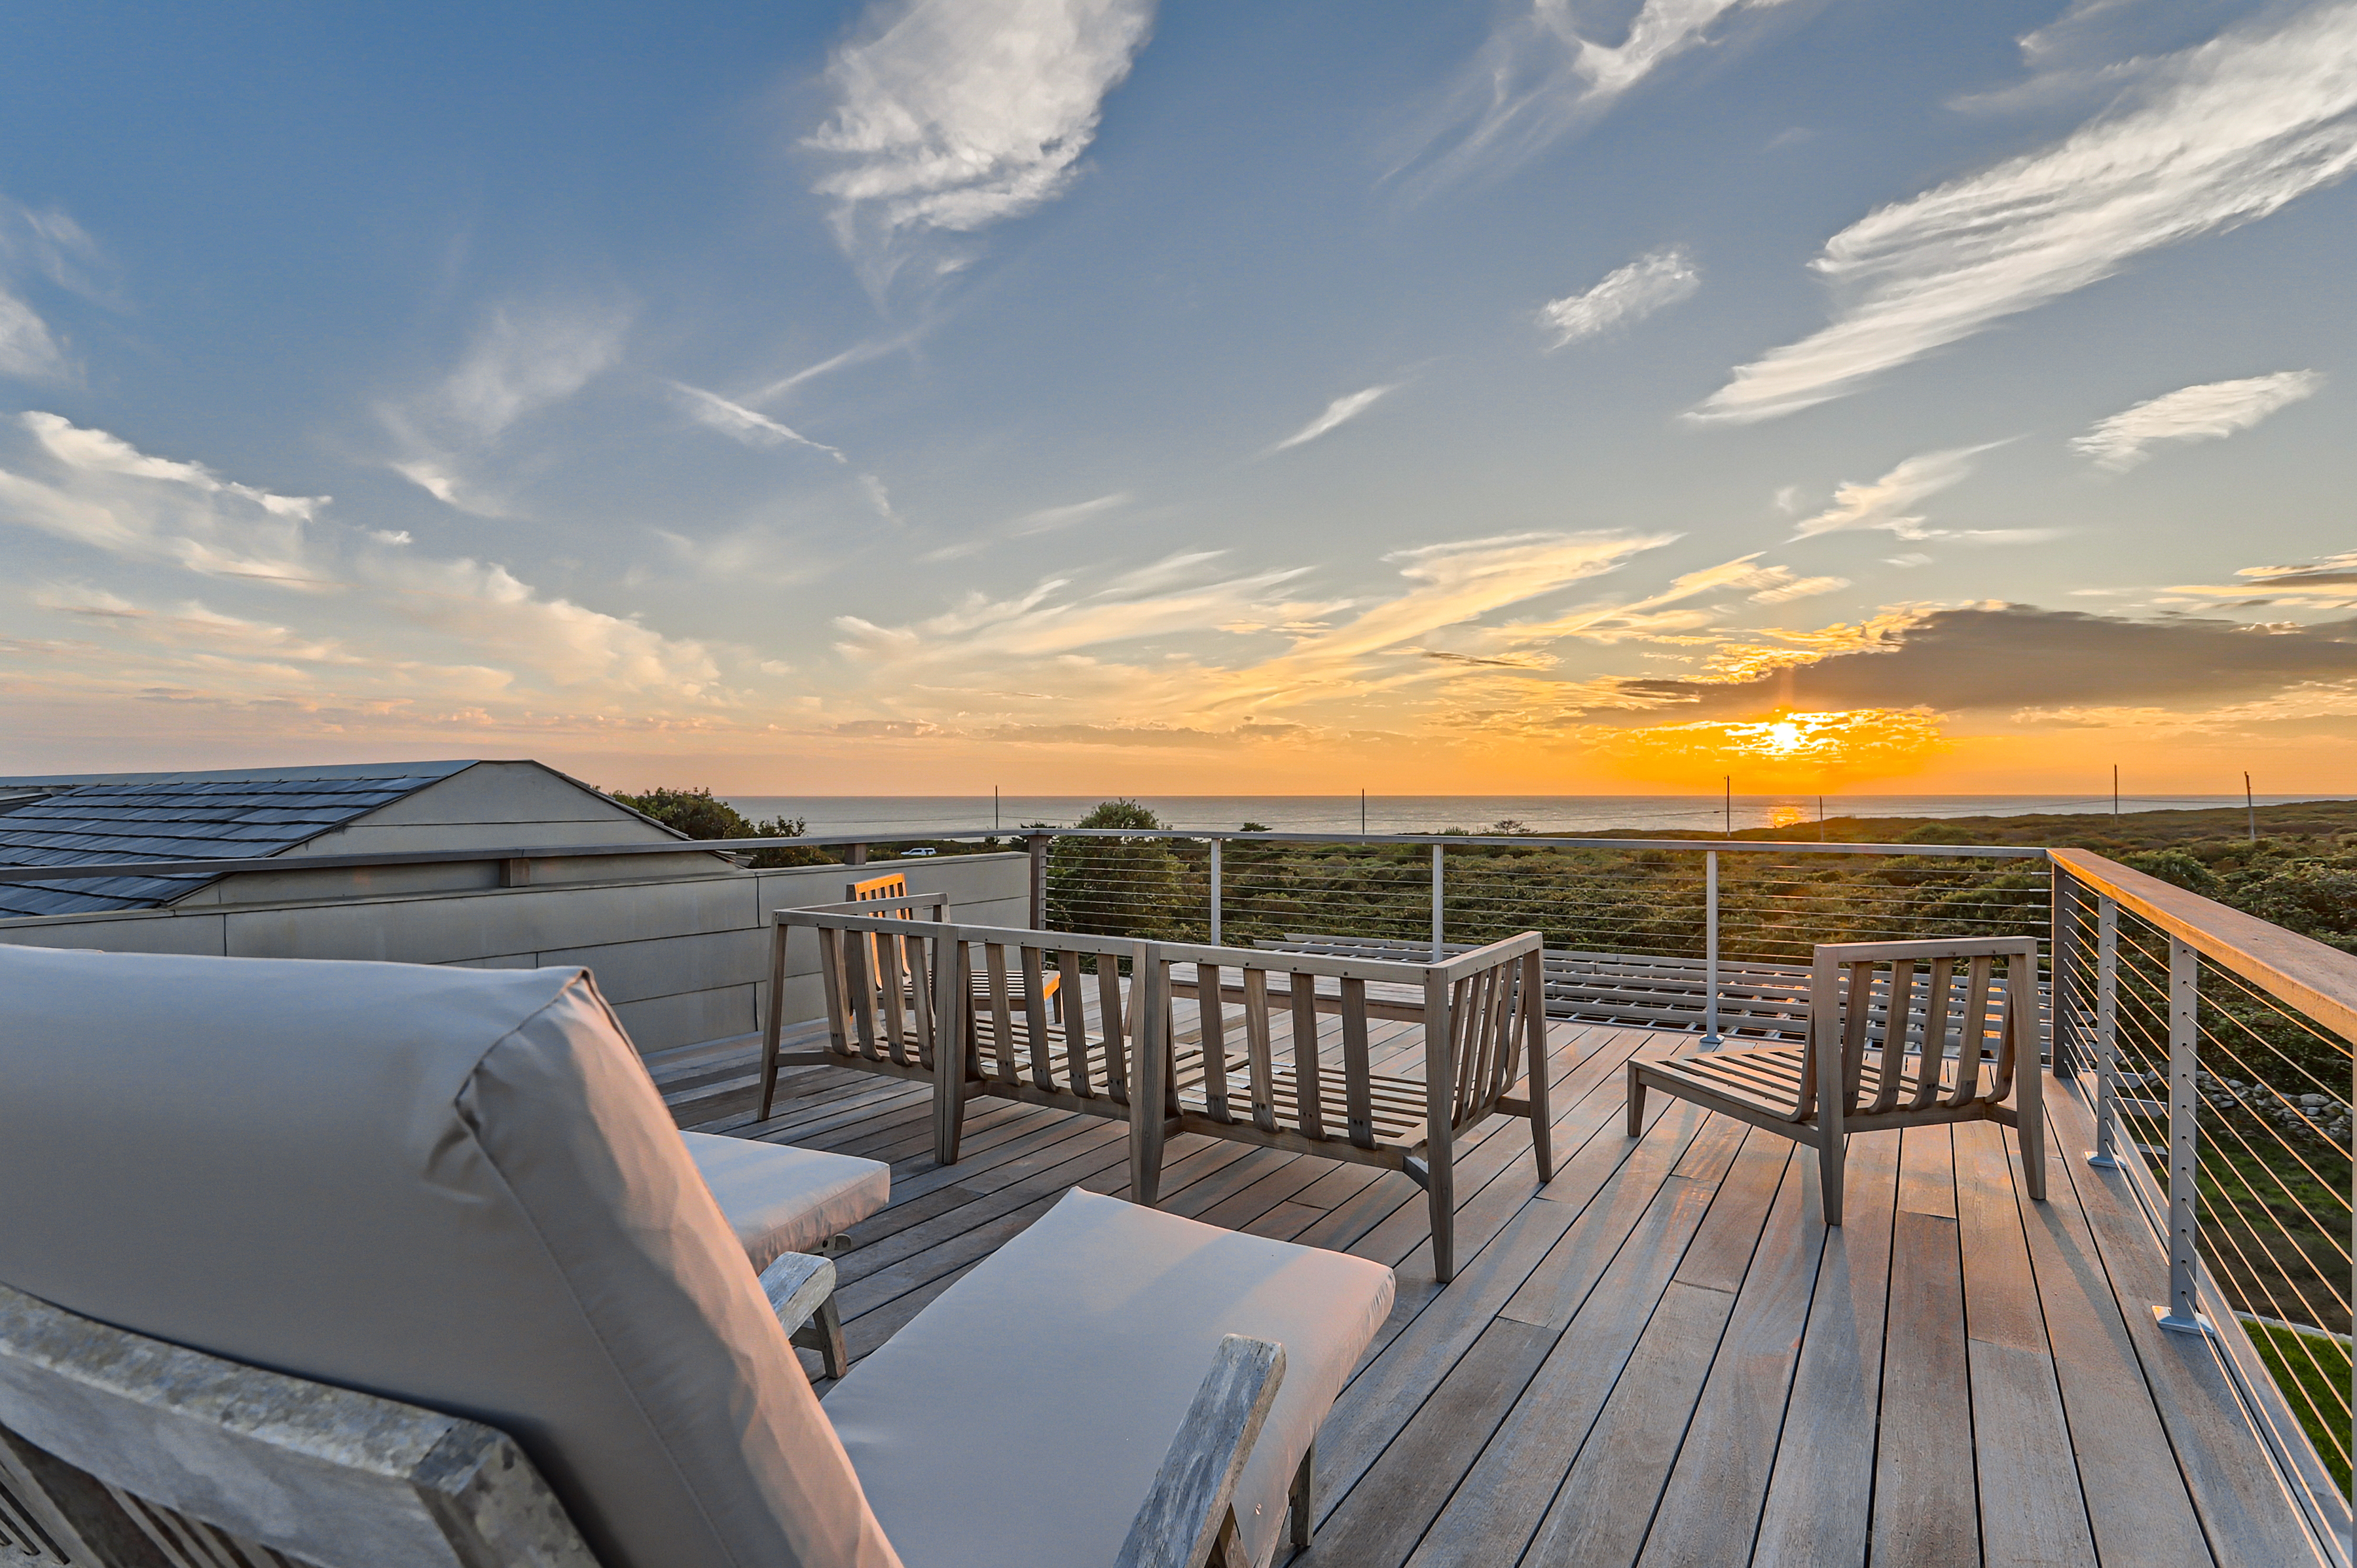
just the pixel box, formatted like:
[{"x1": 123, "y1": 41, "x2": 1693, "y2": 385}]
[
  {"x1": 382, "y1": 299, "x2": 631, "y2": 511},
  {"x1": 1749, "y1": 570, "x2": 1850, "y2": 604},
  {"x1": 1540, "y1": 246, "x2": 1700, "y2": 348},
  {"x1": 2070, "y1": 369, "x2": 2324, "y2": 469},
  {"x1": 807, "y1": 0, "x2": 1156, "y2": 287},
  {"x1": 0, "y1": 289, "x2": 64, "y2": 381},
  {"x1": 1, "y1": 413, "x2": 725, "y2": 707},
  {"x1": 666, "y1": 380, "x2": 847, "y2": 460},
  {"x1": 1693, "y1": 3, "x2": 2357, "y2": 423},
  {"x1": 1268, "y1": 384, "x2": 1397, "y2": 454},
  {"x1": 1789, "y1": 444, "x2": 1999, "y2": 539},
  {"x1": 1395, "y1": 0, "x2": 1795, "y2": 187}
]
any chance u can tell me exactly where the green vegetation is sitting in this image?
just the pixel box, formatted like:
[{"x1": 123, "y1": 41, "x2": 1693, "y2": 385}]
[
  {"x1": 2244, "y1": 1319, "x2": 2352, "y2": 1493},
  {"x1": 603, "y1": 786, "x2": 833, "y2": 867}
]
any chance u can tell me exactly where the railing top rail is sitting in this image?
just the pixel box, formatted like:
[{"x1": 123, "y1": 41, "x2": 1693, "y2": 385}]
[
  {"x1": 0, "y1": 829, "x2": 2048, "y2": 885},
  {"x1": 1032, "y1": 829, "x2": 2051, "y2": 858},
  {"x1": 2053, "y1": 846, "x2": 2357, "y2": 1044}
]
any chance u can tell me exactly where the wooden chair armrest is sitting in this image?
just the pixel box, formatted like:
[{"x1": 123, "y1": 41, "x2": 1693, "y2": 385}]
[
  {"x1": 756, "y1": 1251, "x2": 835, "y2": 1337},
  {"x1": 1115, "y1": 1335, "x2": 1285, "y2": 1568}
]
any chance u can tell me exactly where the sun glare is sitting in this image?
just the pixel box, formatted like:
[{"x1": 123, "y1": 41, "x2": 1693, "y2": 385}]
[{"x1": 1596, "y1": 706, "x2": 1947, "y2": 786}]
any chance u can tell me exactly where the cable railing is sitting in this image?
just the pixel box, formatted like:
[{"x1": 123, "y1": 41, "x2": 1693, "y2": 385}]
[
  {"x1": 2054, "y1": 849, "x2": 2357, "y2": 1556},
  {"x1": 1029, "y1": 829, "x2": 2047, "y2": 1042}
]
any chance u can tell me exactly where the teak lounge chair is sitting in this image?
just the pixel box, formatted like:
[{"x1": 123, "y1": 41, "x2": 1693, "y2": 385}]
[
  {"x1": 1626, "y1": 936, "x2": 2047, "y2": 1224},
  {"x1": 0, "y1": 945, "x2": 1394, "y2": 1568}
]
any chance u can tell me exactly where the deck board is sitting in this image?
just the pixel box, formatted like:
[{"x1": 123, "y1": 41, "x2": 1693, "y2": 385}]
[{"x1": 660, "y1": 1017, "x2": 2326, "y2": 1566}]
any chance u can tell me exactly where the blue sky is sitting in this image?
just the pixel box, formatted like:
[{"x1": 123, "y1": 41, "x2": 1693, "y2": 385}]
[{"x1": 1, "y1": 0, "x2": 2352, "y2": 793}]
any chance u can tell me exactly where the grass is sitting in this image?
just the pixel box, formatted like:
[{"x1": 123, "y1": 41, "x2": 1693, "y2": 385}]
[{"x1": 2244, "y1": 1318, "x2": 2354, "y2": 1496}]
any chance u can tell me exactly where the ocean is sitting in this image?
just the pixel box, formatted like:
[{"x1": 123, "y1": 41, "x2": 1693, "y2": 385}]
[{"x1": 722, "y1": 793, "x2": 2346, "y2": 839}]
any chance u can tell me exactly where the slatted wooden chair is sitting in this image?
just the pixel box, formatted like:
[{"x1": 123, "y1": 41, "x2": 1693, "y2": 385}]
[
  {"x1": 1626, "y1": 936, "x2": 2046, "y2": 1225},
  {"x1": 1142, "y1": 932, "x2": 1553, "y2": 1283},
  {"x1": 757, "y1": 881, "x2": 953, "y2": 1120}
]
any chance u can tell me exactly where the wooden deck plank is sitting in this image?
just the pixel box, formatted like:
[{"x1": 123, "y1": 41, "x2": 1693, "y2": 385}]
[
  {"x1": 1381, "y1": 1125, "x2": 1753, "y2": 1565},
  {"x1": 1635, "y1": 1152, "x2": 1821, "y2": 1568},
  {"x1": 1873, "y1": 1205, "x2": 1979, "y2": 1568},
  {"x1": 1954, "y1": 1119, "x2": 2099, "y2": 1568},
  {"x1": 1750, "y1": 1128, "x2": 1901, "y2": 1568},
  {"x1": 2003, "y1": 1091, "x2": 2214, "y2": 1567},
  {"x1": 1511, "y1": 1133, "x2": 1794, "y2": 1568}
]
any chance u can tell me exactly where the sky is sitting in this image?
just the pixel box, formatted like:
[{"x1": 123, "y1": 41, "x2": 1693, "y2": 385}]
[{"x1": 0, "y1": 0, "x2": 2352, "y2": 796}]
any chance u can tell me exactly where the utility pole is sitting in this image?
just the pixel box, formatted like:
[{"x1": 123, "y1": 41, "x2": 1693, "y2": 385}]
[
  {"x1": 1819, "y1": 795, "x2": 1826, "y2": 843},
  {"x1": 1361, "y1": 788, "x2": 1367, "y2": 835},
  {"x1": 1724, "y1": 775, "x2": 1733, "y2": 836},
  {"x1": 993, "y1": 785, "x2": 1000, "y2": 833},
  {"x1": 2245, "y1": 771, "x2": 2256, "y2": 842},
  {"x1": 2112, "y1": 764, "x2": 2119, "y2": 818}
]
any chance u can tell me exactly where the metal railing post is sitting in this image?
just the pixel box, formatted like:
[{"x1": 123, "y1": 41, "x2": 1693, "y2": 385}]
[
  {"x1": 2089, "y1": 896, "x2": 2121, "y2": 1169},
  {"x1": 2157, "y1": 934, "x2": 2208, "y2": 1334},
  {"x1": 1025, "y1": 833, "x2": 1049, "y2": 930},
  {"x1": 1210, "y1": 837, "x2": 1223, "y2": 947},
  {"x1": 1431, "y1": 843, "x2": 1444, "y2": 960},
  {"x1": 1703, "y1": 850, "x2": 1721, "y2": 1046}
]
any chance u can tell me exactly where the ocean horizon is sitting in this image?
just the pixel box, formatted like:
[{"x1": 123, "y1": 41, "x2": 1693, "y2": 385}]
[{"x1": 722, "y1": 792, "x2": 2349, "y2": 839}]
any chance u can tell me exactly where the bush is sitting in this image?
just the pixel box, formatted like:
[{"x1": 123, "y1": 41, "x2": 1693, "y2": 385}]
[
  {"x1": 606, "y1": 786, "x2": 831, "y2": 867},
  {"x1": 1048, "y1": 800, "x2": 1188, "y2": 939}
]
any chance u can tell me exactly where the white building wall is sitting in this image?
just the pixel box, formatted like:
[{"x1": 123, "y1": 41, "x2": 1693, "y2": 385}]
[{"x1": 0, "y1": 853, "x2": 1029, "y2": 1054}]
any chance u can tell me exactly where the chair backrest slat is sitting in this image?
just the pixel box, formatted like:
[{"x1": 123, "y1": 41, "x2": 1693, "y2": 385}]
[
  {"x1": 1289, "y1": 975, "x2": 1325, "y2": 1141},
  {"x1": 1059, "y1": 949, "x2": 1091, "y2": 1097},
  {"x1": 1020, "y1": 945, "x2": 1055, "y2": 1091},
  {"x1": 1243, "y1": 970, "x2": 1277, "y2": 1133},
  {"x1": 979, "y1": 941, "x2": 1019, "y2": 1084},
  {"x1": 1340, "y1": 978, "x2": 1372, "y2": 1147},
  {"x1": 1909, "y1": 958, "x2": 1953, "y2": 1112},
  {"x1": 1098, "y1": 955, "x2": 1129, "y2": 1106},
  {"x1": 1199, "y1": 964, "x2": 1232, "y2": 1123}
]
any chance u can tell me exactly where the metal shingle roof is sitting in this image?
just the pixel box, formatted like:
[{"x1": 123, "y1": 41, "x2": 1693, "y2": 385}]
[{"x1": 0, "y1": 775, "x2": 445, "y2": 917}]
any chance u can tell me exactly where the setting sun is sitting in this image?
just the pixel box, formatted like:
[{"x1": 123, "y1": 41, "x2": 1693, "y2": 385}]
[{"x1": 1596, "y1": 707, "x2": 1950, "y2": 787}]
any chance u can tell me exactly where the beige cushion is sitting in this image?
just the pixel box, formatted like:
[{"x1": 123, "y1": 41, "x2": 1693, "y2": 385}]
[
  {"x1": 824, "y1": 1187, "x2": 1395, "y2": 1568},
  {"x1": 682, "y1": 1130, "x2": 890, "y2": 1270},
  {"x1": 0, "y1": 945, "x2": 902, "y2": 1568}
]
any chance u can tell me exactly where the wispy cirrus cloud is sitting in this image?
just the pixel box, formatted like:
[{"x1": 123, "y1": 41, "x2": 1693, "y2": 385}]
[
  {"x1": 2070, "y1": 369, "x2": 2323, "y2": 469},
  {"x1": 1788, "y1": 443, "x2": 2002, "y2": 539},
  {"x1": 1268, "y1": 384, "x2": 1397, "y2": 454},
  {"x1": 1393, "y1": 0, "x2": 1797, "y2": 189},
  {"x1": 807, "y1": 0, "x2": 1156, "y2": 291},
  {"x1": 1693, "y1": 2, "x2": 2357, "y2": 424},
  {"x1": 0, "y1": 193, "x2": 115, "y2": 382},
  {"x1": 381, "y1": 298, "x2": 632, "y2": 513},
  {"x1": 919, "y1": 491, "x2": 1136, "y2": 563},
  {"x1": 1539, "y1": 245, "x2": 1700, "y2": 348},
  {"x1": 665, "y1": 380, "x2": 847, "y2": 460}
]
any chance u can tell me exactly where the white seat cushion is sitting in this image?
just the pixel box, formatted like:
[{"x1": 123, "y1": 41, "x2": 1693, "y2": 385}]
[
  {"x1": 823, "y1": 1188, "x2": 1394, "y2": 1568},
  {"x1": 682, "y1": 1130, "x2": 890, "y2": 1270},
  {"x1": 0, "y1": 946, "x2": 902, "y2": 1568}
]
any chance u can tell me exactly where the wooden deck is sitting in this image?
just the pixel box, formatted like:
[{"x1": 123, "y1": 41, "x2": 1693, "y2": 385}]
[{"x1": 659, "y1": 1015, "x2": 2323, "y2": 1567}]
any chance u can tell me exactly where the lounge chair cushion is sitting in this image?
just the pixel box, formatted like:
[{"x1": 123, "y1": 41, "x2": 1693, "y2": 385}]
[
  {"x1": 0, "y1": 946, "x2": 902, "y2": 1568},
  {"x1": 824, "y1": 1187, "x2": 1395, "y2": 1568},
  {"x1": 682, "y1": 1129, "x2": 890, "y2": 1269}
]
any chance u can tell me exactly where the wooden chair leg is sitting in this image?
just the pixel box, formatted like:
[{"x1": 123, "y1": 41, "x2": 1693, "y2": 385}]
[
  {"x1": 1818, "y1": 1133, "x2": 1846, "y2": 1228},
  {"x1": 933, "y1": 1070, "x2": 966, "y2": 1167},
  {"x1": 1625, "y1": 1064, "x2": 1646, "y2": 1139},
  {"x1": 2019, "y1": 1067, "x2": 2048, "y2": 1203},
  {"x1": 790, "y1": 1293, "x2": 849, "y2": 1381},
  {"x1": 1288, "y1": 1442, "x2": 1313, "y2": 1555},
  {"x1": 1530, "y1": 1094, "x2": 1554, "y2": 1185},
  {"x1": 1427, "y1": 1163, "x2": 1455, "y2": 1284}
]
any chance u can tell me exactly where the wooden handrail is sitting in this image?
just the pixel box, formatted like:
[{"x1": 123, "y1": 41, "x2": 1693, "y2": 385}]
[{"x1": 2050, "y1": 847, "x2": 2357, "y2": 1044}]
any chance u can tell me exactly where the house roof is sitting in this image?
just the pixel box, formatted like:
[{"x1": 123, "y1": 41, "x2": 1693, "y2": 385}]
[{"x1": 0, "y1": 763, "x2": 477, "y2": 918}]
